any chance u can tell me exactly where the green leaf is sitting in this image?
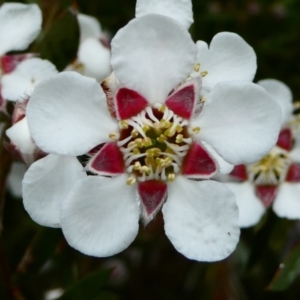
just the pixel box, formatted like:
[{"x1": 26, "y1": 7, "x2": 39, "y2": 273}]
[
  {"x1": 55, "y1": 269, "x2": 113, "y2": 300},
  {"x1": 35, "y1": 8, "x2": 79, "y2": 71},
  {"x1": 267, "y1": 243, "x2": 300, "y2": 291}
]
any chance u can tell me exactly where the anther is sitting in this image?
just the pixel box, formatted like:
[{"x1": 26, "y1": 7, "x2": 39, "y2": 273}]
[
  {"x1": 120, "y1": 120, "x2": 128, "y2": 129},
  {"x1": 109, "y1": 133, "x2": 119, "y2": 140},
  {"x1": 127, "y1": 176, "x2": 136, "y2": 185},
  {"x1": 176, "y1": 134, "x2": 183, "y2": 144},
  {"x1": 167, "y1": 173, "x2": 176, "y2": 182},
  {"x1": 201, "y1": 71, "x2": 208, "y2": 77},
  {"x1": 194, "y1": 63, "x2": 200, "y2": 72},
  {"x1": 192, "y1": 126, "x2": 200, "y2": 134}
]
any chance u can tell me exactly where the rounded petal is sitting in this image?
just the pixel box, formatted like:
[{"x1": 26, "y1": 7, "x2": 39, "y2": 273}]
[
  {"x1": 194, "y1": 81, "x2": 282, "y2": 164},
  {"x1": 135, "y1": 0, "x2": 193, "y2": 29},
  {"x1": 6, "y1": 117, "x2": 36, "y2": 164},
  {"x1": 77, "y1": 13, "x2": 101, "y2": 43},
  {"x1": 225, "y1": 182, "x2": 265, "y2": 228},
  {"x1": 78, "y1": 38, "x2": 111, "y2": 81},
  {"x1": 258, "y1": 79, "x2": 293, "y2": 126},
  {"x1": 0, "y1": 3, "x2": 42, "y2": 55},
  {"x1": 289, "y1": 133, "x2": 300, "y2": 162},
  {"x1": 163, "y1": 177, "x2": 240, "y2": 262},
  {"x1": 273, "y1": 183, "x2": 300, "y2": 219},
  {"x1": 61, "y1": 175, "x2": 140, "y2": 257},
  {"x1": 1, "y1": 58, "x2": 58, "y2": 101},
  {"x1": 27, "y1": 72, "x2": 117, "y2": 156},
  {"x1": 7, "y1": 161, "x2": 27, "y2": 198},
  {"x1": 23, "y1": 154, "x2": 86, "y2": 228},
  {"x1": 111, "y1": 14, "x2": 196, "y2": 104},
  {"x1": 196, "y1": 32, "x2": 256, "y2": 91}
]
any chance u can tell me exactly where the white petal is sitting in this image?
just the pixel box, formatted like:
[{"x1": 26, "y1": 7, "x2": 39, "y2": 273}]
[
  {"x1": 6, "y1": 117, "x2": 36, "y2": 164},
  {"x1": 201, "y1": 141, "x2": 234, "y2": 174},
  {"x1": 273, "y1": 183, "x2": 300, "y2": 219},
  {"x1": 78, "y1": 38, "x2": 111, "y2": 82},
  {"x1": 225, "y1": 182, "x2": 265, "y2": 228},
  {"x1": 22, "y1": 154, "x2": 86, "y2": 228},
  {"x1": 258, "y1": 79, "x2": 293, "y2": 126},
  {"x1": 111, "y1": 14, "x2": 196, "y2": 104},
  {"x1": 1, "y1": 58, "x2": 58, "y2": 101},
  {"x1": 135, "y1": 0, "x2": 193, "y2": 29},
  {"x1": 194, "y1": 81, "x2": 282, "y2": 164},
  {"x1": 196, "y1": 32, "x2": 256, "y2": 92},
  {"x1": 27, "y1": 72, "x2": 117, "y2": 156},
  {"x1": 7, "y1": 161, "x2": 27, "y2": 198},
  {"x1": 289, "y1": 133, "x2": 300, "y2": 162},
  {"x1": 0, "y1": 3, "x2": 42, "y2": 55},
  {"x1": 163, "y1": 177, "x2": 240, "y2": 262},
  {"x1": 61, "y1": 175, "x2": 140, "y2": 257},
  {"x1": 77, "y1": 13, "x2": 101, "y2": 43}
]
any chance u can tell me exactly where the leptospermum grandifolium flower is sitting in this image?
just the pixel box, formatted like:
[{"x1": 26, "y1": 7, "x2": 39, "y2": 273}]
[
  {"x1": 225, "y1": 79, "x2": 300, "y2": 227},
  {"x1": 24, "y1": 0, "x2": 282, "y2": 261},
  {"x1": 0, "y1": 2, "x2": 42, "y2": 111},
  {"x1": 66, "y1": 13, "x2": 111, "y2": 82}
]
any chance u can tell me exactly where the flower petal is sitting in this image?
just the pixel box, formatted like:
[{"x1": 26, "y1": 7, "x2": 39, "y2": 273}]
[
  {"x1": 111, "y1": 14, "x2": 196, "y2": 104},
  {"x1": 0, "y1": 3, "x2": 42, "y2": 55},
  {"x1": 196, "y1": 32, "x2": 256, "y2": 92},
  {"x1": 78, "y1": 38, "x2": 111, "y2": 82},
  {"x1": 77, "y1": 13, "x2": 101, "y2": 43},
  {"x1": 273, "y1": 183, "x2": 300, "y2": 219},
  {"x1": 27, "y1": 72, "x2": 117, "y2": 156},
  {"x1": 135, "y1": 0, "x2": 193, "y2": 29},
  {"x1": 1, "y1": 58, "x2": 58, "y2": 101},
  {"x1": 61, "y1": 175, "x2": 140, "y2": 257},
  {"x1": 7, "y1": 161, "x2": 27, "y2": 198},
  {"x1": 258, "y1": 79, "x2": 293, "y2": 126},
  {"x1": 225, "y1": 182, "x2": 265, "y2": 227},
  {"x1": 6, "y1": 117, "x2": 36, "y2": 165},
  {"x1": 193, "y1": 81, "x2": 282, "y2": 164},
  {"x1": 289, "y1": 132, "x2": 300, "y2": 162},
  {"x1": 23, "y1": 154, "x2": 86, "y2": 228},
  {"x1": 163, "y1": 177, "x2": 240, "y2": 262}
]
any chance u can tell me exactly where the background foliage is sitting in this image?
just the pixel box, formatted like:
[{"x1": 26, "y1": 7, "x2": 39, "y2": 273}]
[{"x1": 1, "y1": 0, "x2": 300, "y2": 299}]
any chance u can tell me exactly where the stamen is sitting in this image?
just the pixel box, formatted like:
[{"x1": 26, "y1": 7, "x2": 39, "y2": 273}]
[
  {"x1": 109, "y1": 132, "x2": 119, "y2": 140},
  {"x1": 127, "y1": 176, "x2": 136, "y2": 185},
  {"x1": 117, "y1": 135, "x2": 133, "y2": 147},
  {"x1": 145, "y1": 107, "x2": 159, "y2": 123}
]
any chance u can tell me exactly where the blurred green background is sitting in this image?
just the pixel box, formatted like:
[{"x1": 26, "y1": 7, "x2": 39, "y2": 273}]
[{"x1": 1, "y1": 0, "x2": 300, "y2": 299}]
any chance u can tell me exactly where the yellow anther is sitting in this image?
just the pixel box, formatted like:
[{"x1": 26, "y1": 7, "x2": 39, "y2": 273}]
[
  {"x1": 158, "y1": 105, "x2": 167, "y2": 112},
  {"x1": 176, "y1": 134, "x2": 183, "y2": 144},
  {"x1": 127, "y1": 176, "x2": 136, "y2": 185},
  {"x1": 201, "y1": 71, "x2": 208, "y2": 77},
  {"x1": 132, "y1": 148, "x2": 140, "y2": 155},
  {"x1": 200, "y1": 96, "x2": 207, "y2": 103},
  {"x1": 128, "y1": 141, "x2": 136, "y2": 148},
  {"x1": 164, "y1": 128, "x2": 176, "y2": 137},
  {"x1": 120, "y1": 120, "x2": 128, "y2": 129},
  {"x1": 140, "y1": 166, "x2": 151, "y2": 174},
  {"x1": 194, "y1": 63, "x2": 200, "y2": 72},
  {"x1": 157, "y1": 134, "x2": 167, "y2": 143},
  {"x1": 143, "y1": 137, "x2": 152, "y2": 147},
  {"x1": 131, "y1": 129, "x2": 139, "y2": 137},
  {"x1": 176, "y1": 125, "x2": 183, "y2": 133},
  {"x1": 167, "y1": 173, "x2": 176, "y2": 182},
  {"x1": 133, "y1": 161, "x2": 141, "y2": 170},
  {"x1": 142, "y1": 125, "x2": 150, "y2": 132},
  {"x1": 109, "y1": 133, "x2": 118, "y2": 140},
  {"x1": 192, "y1": 126, "x2": 200, "y2": 134},
  {"x1": 135, "y1": 138, "x2": 143, "y2": 148}
]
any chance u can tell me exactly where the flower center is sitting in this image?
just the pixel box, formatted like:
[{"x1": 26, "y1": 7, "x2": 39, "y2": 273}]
[
  {"x1": 248, "y1": 148, "x2": 290, "y2": 185},
  {"x1": 111, "y1": 104, "x2": 199, "y2": 185}
]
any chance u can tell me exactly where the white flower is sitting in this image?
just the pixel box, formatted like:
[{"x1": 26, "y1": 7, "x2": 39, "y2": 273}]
[
  {"x1": 0, "y1": 3, "x2": 42, "y2": 110},
  {"x1": 225, "y1": 79, "x2": 300, "y2": 227},
  {"x1": 0, "y1": 3, "x2": 42, "y2": 56},
  {"x1": 66, "y1": 13, "x2": 111, "y2": 82},
  {"x1": 24, "y1": 9, "x2": 282, "y2": 262}
]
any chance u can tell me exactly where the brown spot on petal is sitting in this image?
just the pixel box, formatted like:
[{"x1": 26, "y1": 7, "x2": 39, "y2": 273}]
[
  {"x1": 286, "y1": 163, "x2": 300, "y2": 182},
  {"x1": 255, "y1": 185, "x2": 278, "y2": 207},
  {"x1": 277, "y1": 127, "x2": 293, "y2": 151}
]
